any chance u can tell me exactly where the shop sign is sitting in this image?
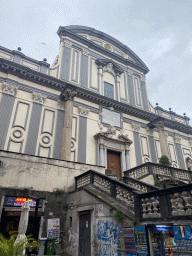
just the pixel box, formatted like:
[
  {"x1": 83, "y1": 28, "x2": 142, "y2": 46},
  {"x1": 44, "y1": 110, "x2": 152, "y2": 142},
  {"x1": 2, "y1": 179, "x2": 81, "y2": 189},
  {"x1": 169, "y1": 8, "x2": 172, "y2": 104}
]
[
  {"x1": 134, "y1": 226, "x2": 148, "y2": 255},
  {"x1": 4, "y1": 196, "x2": 43, "y2": 208},
  {"x1": 47, "y1": 218, "x2": 60, "y2": 243}
]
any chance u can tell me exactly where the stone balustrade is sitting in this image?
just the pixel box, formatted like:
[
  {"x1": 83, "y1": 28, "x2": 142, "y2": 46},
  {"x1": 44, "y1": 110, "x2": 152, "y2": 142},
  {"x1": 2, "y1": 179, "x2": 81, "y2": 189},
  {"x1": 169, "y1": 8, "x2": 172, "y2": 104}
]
[
  {"x1": 170, "y1": 191, "x2": 192, "y2": 216},
  {"x1": 123, "y1": 176, "x2": 158, "y2": 192},
  {"x1": 124, "y1": 162, "x2": 192, "y2": 182},
  {"x1": 76, "y1": 174, "x2": 90, "y2": 188},
  {"x1": 141, "y1": 197, "x2": 161, "y2": 218},
  {"x1": 134, "y1": 183, "x2": 192, "y2": 224},
  {"x1": 75, "y1": 170, "x2": 140, "y2": 208},
  {"x1": 116, "y1": 185, "x2": 134, "y2": 206}
]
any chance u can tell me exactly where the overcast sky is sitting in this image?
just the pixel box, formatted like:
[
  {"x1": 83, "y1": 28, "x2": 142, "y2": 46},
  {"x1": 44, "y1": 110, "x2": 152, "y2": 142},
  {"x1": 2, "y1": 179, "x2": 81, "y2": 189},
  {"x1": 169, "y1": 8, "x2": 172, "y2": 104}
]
[{"x1": 1, "y1": 0, "x2": 192, "y2": 122}]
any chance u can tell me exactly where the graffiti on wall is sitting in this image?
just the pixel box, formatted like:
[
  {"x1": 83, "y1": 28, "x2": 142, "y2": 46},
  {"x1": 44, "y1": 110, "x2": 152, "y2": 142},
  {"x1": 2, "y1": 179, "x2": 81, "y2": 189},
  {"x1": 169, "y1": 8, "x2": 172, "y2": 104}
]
[{"x1": 97, "y1": 219, "x2": 123, "y2": 256}]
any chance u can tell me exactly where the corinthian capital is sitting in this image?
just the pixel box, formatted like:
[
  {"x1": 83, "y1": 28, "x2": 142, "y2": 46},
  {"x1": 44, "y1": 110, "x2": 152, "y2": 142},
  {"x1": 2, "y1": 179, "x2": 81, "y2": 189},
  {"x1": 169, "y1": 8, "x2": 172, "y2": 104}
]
[
  {"x1": 62, "y1": 88, "x2": 77, "y2": 101},
  {"x1": 154, "y1": 121, "x2": 165, "y2": 131}
]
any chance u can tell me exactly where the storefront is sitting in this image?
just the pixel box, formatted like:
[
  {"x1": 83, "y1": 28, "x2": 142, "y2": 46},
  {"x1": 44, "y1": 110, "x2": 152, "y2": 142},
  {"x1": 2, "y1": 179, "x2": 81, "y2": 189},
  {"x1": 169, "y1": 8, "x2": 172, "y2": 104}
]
[
  {"x1": 0, "y1": 196, "x2": 44, "y2": 238},
  {"x1": 147, "y1": 224, "x2": 192, "y2": 255}
]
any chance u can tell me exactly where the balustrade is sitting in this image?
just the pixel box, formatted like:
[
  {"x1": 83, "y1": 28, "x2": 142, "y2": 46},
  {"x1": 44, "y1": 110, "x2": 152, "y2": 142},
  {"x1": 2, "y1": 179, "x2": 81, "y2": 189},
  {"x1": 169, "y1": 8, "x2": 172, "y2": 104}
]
[
  {"x1": 93, "y1": 175, "x2": 111, "y2": 194},
  {"x1": 170, "y1": 191, "x2": 192, "y2": 216},
  {"x1": 116, "y1": 185, "x2": 134, "y2": 206},
  {"x1": 75, "y1": 170, "x2": 139, "y2": 207},
  {"x1": 141, "y1": 196, "x2": 161, "y2": 218},
  {"x1": 124, "y1": 162, "x2": 192, "y2": 183},
  {"x1": 76, "y1": 174, "x2": 90, "y2": 188}
]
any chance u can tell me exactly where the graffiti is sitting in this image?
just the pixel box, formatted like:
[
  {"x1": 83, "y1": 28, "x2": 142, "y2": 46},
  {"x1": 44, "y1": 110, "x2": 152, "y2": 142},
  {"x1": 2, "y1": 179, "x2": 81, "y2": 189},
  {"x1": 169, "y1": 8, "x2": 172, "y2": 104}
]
[{"x1": 97, "y1": 219, "x2": 123, "y2": 256}]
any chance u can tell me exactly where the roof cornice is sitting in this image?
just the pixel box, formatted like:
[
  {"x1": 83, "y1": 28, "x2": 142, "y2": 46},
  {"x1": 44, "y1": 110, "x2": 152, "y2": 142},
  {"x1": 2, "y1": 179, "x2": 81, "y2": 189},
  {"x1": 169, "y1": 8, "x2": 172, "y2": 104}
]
[
  {"x1": 0, "y1": 58, "x2": 191, "y2": 134},
  {"x1": 0, "y1": 46, "x2": 50, "y2": 68},
  {"x1": 57, "y1": 26, "x2": 149, "y2": 75}
]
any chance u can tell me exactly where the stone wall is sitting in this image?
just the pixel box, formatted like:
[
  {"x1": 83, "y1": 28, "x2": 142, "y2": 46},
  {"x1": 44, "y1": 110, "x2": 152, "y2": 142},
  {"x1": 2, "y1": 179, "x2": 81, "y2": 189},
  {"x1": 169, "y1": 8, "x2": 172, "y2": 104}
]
[
  {"x1": 65, "y1": 189, "x2": 134, "y2": 256},
  {"x1": 0, "y1": 150, "x2": 105, "y2": 192}
]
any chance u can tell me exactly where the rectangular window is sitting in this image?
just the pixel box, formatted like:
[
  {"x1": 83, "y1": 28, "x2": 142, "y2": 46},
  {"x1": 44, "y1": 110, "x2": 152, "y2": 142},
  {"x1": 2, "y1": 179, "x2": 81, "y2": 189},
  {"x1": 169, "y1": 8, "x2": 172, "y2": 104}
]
[{"x1": 104, "y1": 82, "x2": 114, "y2": 99}]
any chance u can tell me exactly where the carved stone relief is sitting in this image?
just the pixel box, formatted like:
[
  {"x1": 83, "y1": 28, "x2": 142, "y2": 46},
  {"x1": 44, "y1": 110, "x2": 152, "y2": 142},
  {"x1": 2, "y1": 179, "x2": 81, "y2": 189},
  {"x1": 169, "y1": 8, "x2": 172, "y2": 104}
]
[
  {"x1": 32, "y1": 92, "x2": 47, "y2": 104},
  {"x1": 103, "y1": 63, "x2": 115, "y2": 77},
  {"x1": 131, "y1": 123, "x2": 140, "y2": 132},
  {"x1": 78, "y1": 106, "x2": 90, "y2": 117},
  {"x1": 63, "y1": 41, "x2": 72, "y2": 48},
  {"x1": 2, "y1": 82, "x2": 18, "y2": 96},
  {"x1": 174, "y1": 135, "x2": 181, "y2": 143}
]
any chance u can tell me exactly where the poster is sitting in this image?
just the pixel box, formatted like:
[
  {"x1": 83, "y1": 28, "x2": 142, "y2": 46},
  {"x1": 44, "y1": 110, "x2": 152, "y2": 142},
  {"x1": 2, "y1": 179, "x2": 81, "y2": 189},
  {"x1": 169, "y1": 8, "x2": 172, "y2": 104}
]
[
  {"x1": 123, "y1": 228, "x2": 136, "y2": 256},
  {"x1": 47, "y1": 218, "x2": 60, "y2": 243},
  {"x1": 134, "y1": 227, "x2": 148, "y2": 255},
  {"x1": 173, "y1": 226, "x2": 192, "y2": 240}
]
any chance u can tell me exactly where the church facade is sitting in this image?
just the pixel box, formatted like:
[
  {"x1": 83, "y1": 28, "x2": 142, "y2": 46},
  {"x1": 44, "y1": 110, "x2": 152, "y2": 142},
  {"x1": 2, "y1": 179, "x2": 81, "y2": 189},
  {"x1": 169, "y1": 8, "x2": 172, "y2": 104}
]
[
  {"x1": 0, "y1": 26, "x2": 192, "y2": 255},
  {"x1": 0, "y1": 26, "x2": 192, "y2": 189}
]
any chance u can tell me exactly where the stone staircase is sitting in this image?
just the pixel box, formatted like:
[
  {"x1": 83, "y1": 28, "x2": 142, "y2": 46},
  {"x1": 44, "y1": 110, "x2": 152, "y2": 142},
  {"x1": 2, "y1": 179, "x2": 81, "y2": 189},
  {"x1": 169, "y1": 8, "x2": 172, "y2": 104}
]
[
  {"x1": 74, "y1": 163, "x2": 192, "y2": 222},
  {"x1": 75, "y1": 169, "x2": 158, "y2": 216}
]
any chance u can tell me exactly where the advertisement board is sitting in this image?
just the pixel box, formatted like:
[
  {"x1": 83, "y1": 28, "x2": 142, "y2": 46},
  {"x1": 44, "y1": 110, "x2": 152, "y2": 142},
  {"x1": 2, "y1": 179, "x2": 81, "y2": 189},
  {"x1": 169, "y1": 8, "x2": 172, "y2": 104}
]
[
  {"x1": 47, "y1": 218, "x2": 60, "y2": 243},
  {"x1": 134, "y1": 226, "x2": 148, "y2": 255}
]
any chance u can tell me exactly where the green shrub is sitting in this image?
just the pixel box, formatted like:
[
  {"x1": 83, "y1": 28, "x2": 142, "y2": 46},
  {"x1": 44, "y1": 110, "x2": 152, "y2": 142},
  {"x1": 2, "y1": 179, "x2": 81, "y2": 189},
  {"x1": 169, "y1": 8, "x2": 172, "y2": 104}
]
[
  {"x1": 0, "y1": 234, "x2": 40, "y2": 256},
  {"x1": 114, "y1": 210, "x2": 125, "y2": 221},
  {"x1": 159, "y1": 155, "x2": 171, "y2": 167}
]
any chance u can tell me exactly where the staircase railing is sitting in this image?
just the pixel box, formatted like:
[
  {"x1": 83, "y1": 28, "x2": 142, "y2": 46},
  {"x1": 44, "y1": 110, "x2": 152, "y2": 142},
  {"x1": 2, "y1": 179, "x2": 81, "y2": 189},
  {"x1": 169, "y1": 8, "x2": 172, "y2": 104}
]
[
  {"x1": 75, "y1": 170, "x2": 157, "y2": 208},
  {"x1": 123, "y1": 176, "x2": 159, "y2": 192},
  {"x1": 124, "y1": 162, "x2": 192, "y2": 182}
]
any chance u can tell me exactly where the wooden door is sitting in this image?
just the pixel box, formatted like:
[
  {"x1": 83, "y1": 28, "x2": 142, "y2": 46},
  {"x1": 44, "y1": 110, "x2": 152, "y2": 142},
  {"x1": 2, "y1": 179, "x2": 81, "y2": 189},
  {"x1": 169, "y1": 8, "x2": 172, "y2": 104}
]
[
  {"x1": 107, "y1": 150, "x2": 121, "y2": 178},
  {"x1": 79, "y1": 212, "x2": 91, "y2": 256}
]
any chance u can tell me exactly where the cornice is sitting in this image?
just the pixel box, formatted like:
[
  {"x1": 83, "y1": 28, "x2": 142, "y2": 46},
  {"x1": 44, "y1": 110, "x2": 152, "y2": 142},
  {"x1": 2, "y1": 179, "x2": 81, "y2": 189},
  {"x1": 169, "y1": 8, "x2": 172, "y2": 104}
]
[
  {"x1": 0, "y1": 46, "x2": 50, "y2": 68},
  {"x1": 57, "y1": 26, "x2": 149, "y2": 75},
  {"x1": 0, "y1": 57, "x2": 192, "y2": 134}
]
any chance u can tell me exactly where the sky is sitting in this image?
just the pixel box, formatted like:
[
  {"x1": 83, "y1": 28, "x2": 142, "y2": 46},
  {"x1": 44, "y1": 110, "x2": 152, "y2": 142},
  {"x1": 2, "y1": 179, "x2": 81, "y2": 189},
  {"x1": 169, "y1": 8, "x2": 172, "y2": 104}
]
[{"x1": 1, "y1": 0, "x2": 192, "y2": 121}]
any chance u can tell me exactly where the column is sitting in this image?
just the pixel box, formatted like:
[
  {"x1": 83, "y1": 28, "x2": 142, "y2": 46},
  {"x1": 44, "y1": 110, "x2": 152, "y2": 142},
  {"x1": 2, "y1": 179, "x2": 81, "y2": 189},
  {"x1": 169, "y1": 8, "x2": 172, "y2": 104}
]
[
  {"x1": 155, "y1": 120, "x2": 171, "y2": 161},
  {"x1": 121, "y1": 151, "x2": 126, "y2": 173},
  {"x1": 60, "y1": 87, "x2": 76, "y2": 161},
  {"x1": 99, "y1": 143, "x2": 105, "y2": 166},
  {"x1": 116, "y1": 73, "x2": 120, "y2": 101},
  {"x1": 98, "y1": 65, "x2": 103, "y2": 95},
  {"x1": 125, "y1": 149, "x2": 131, "y2": 170}
]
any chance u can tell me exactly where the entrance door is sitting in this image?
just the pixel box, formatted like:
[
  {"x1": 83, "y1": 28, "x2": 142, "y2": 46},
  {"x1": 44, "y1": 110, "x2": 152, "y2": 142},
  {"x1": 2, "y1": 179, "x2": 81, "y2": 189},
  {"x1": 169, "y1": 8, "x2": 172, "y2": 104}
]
[
  {"x1": 79, "y1": 212, "x2": 91, "y2": 256},
  {"x1": 107, "y1": 150, "x2": 121, "y2": 178}
]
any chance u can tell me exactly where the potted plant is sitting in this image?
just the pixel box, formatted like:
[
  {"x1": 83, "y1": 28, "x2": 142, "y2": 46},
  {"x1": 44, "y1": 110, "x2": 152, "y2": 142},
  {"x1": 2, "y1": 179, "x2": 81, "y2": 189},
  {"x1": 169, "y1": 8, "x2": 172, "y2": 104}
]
[{"x1": 0, "y1": 234, "x2": 40, "y2": 256}]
